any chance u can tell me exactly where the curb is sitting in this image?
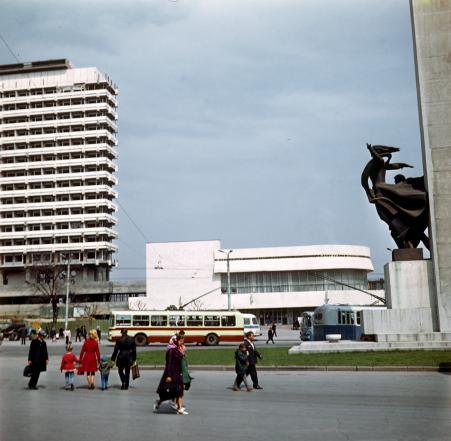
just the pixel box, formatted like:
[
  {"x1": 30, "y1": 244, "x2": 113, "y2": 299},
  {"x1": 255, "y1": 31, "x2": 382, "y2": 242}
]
[{"x1": 139, "y1": 364, "x2": 440, "y2": 372}]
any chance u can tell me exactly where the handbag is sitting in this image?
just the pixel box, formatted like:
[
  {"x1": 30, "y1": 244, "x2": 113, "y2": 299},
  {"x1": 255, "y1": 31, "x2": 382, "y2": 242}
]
[
  {"x1": 23, "y1": 365, "x2": 32, "y2": 377},
  {"x1": 131, "y1": 362, "x2": 140, "y2": 380}
]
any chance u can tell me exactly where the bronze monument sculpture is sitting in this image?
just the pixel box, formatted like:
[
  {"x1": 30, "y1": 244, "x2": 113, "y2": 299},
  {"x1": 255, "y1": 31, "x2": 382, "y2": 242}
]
[{"x1": 361, "y1": 144, "x2": 430, "y2": 250}]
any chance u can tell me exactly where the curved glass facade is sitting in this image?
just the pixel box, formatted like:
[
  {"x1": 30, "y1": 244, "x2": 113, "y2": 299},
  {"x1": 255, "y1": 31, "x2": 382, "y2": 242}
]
[{"x1": 220, "y1": 269, "x2": 368, "y2": 294}]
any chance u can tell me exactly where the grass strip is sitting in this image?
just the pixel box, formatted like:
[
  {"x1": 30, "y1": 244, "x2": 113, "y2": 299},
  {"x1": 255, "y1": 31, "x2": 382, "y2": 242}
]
[{"x1": 137, "y1": 347, "x2": 451, "y2": 367}]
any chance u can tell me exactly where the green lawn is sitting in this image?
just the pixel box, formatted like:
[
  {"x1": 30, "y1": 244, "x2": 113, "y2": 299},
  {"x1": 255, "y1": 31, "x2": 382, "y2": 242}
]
[{"x1": 137, "y1": 347, "x2": 451, "y2": 367}]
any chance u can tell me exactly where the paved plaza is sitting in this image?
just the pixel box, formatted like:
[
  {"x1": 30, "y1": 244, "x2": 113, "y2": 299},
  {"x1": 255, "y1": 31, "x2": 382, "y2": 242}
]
[{"x1": 1, "y1": 343, "x2": 450, "y2": 441}]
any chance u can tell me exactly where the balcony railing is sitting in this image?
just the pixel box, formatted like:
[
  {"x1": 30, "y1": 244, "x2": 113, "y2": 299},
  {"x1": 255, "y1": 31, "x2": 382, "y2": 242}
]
[
  {"x1": 0, "y1": 184, "x2": 117, "y2": 199},
  {"x1": 0, "y1": 212, "x2": 117, "y2": 226},
  {"x1": 0, "y1": 115, "x2": 118, "y2": 133},
  {"x1": 0, "y1": 170, "x2": 118, "y2": 185},
  {"x1": 0, "y1": 156, "x2": 117, "y2": 172}
]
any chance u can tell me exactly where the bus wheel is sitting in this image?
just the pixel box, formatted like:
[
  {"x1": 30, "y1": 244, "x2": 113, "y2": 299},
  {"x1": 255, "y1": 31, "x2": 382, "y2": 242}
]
[
  {"x1": 205, "y1": 333, "x2": 219, "y2": 346},
  {"x1": 134, "y1": 333, "x2": 148, "y2": 346}
]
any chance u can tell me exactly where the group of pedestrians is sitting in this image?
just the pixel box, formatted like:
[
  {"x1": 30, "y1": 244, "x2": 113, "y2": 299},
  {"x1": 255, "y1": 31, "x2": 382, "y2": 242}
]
[
  {"x1": 25, "y1": 327, "x2": 267, "y2": 416},
  {"x1": 26, "y1": 327, "x2": 137, "y2": 391},
  {"x1": 233, "y1": 331, "x2": 263, "y2": 391},
  {"x1": 266, "y1": 322, "x2": 277, "y2": 344}
]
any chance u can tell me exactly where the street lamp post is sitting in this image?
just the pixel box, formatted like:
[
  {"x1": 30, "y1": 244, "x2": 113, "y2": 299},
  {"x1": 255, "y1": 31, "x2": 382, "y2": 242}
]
[
  {"x1": 219, "y1": 249, "x2": 233, "y2": 310},
  {"x1": 64, "y1": 256, "x2": 71, "y2": 331}
]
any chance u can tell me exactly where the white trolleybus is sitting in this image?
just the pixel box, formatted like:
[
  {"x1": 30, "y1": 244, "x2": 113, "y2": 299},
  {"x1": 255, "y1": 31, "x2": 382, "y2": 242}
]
[{"x1": 109, "y1": 310, "x2": 244, "y2": 346}]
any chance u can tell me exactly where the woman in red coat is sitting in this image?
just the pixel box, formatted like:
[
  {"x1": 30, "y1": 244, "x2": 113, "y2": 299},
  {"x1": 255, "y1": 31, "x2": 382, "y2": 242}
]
[{"x1": 79, "y1": 329, "x2": 101, "y2": 389}]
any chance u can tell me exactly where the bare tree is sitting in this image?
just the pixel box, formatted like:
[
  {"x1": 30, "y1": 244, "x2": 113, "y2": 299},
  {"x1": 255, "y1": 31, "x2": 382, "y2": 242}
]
[
  {"x1": 81, "y1": 304, "x2": 100, "y2": 330},
  {"x1": 26, "y1": 264, "x2": 66, "y2": 330},
  {"x1": 188, "y1": 299, "x2": 206, "y2": 311},
  {"x1": 133, "y1": 299, "x2": 148, "y2": 311}
]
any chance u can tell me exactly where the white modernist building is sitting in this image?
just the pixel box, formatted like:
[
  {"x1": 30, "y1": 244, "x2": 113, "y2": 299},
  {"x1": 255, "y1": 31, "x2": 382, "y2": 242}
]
[
  {"x1": 0, "y1": 59, "x2": 118, "y2": 286},
  {"x1": 131, "y1": 240, "x2": 384, "y2": 325}
]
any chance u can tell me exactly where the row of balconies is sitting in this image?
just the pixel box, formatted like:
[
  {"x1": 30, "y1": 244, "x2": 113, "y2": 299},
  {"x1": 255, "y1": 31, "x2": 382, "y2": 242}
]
[
  {"x1": 0, "y1": 212, "x2": 117, "y2": 226},
  {"x1": 0, "y1": 156, "x2": 116, "y2": 172},
  {"x1": 0, "y1": 142, "x2": 116, "y2": 158},
  {"x1": 0, "y1": 95, "x2": 116, "y2": 111},
  {"x1": 0, "y1": 102, "x2": 117, "y2": 119},
  {"x1": 2, "y1": 108, "x2": 115, "y2": 124},
  {"x1": 0, "y1": 227, "x2": 117, "y2": 239},
  {"x1": 0, "y1": 259, "x2": 114, "y2": 269},
  {"x1": 0, "y1": 115, "x2": 118, "y2": 133},
  {"x1": 0, "y1": 198, "x2": 116, "y2": 212},
  {"x1": 0, "y1": 127, "x2": 117, "y2": 144},
  {"x1": 1, "y1": 193, "x2": 114, "y2": 206},
  {"x1": 1, "y1": 125, "x2": 116, "y2": 138},
  {"x1": 0, "y1": 170, "x2": 118, "y2": 185},
  {"x1": 0, "y1": 184, "x2": 117, "y2": 199},
  {"x1": 0, "y1": 241, "x2": 118, "y2": 254},
  {"x1": 0, "y1": 88, "x2": 117, "y2": 106}
]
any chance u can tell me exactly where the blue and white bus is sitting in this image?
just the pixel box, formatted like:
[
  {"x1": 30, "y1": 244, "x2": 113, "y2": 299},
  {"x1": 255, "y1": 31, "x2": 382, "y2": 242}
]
[
  {"x1": 312, "y1": 304, "x2": 385, "y2": 341},
  {"x1": 242, "y1": 313, "x2": 261, "y2": 336}
]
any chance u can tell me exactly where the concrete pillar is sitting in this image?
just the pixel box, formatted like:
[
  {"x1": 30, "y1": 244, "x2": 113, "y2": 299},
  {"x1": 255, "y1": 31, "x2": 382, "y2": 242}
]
[{"x1": 411, "y1": 0, "x2": 451, "y2": 331}]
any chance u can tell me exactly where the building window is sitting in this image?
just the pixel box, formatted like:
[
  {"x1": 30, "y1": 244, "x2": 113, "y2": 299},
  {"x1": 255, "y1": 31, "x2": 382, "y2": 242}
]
[{"x1": 220, "y1": 270, "x2": 368, "y2": 294}]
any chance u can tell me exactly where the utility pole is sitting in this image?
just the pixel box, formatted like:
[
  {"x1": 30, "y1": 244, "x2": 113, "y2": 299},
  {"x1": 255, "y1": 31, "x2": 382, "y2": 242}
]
[
  {"x1": 64, "y1": 256, "x2": 70, "y2": 331},
  {"x1": 219, "y1": 249, "x2": 233, "y2": 310}
]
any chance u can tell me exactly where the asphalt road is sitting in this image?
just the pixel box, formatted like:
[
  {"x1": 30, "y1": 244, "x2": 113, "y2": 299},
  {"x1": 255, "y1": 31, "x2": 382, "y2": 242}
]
[{"x1": 1, "y1": 346, "x2": 450, "y2": 441}]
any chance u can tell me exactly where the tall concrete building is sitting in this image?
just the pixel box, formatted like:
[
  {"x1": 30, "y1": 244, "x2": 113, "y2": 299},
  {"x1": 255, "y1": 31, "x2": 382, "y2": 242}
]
[{"x1": 0, "y1": 59, "x2": 118, "y2": 287}]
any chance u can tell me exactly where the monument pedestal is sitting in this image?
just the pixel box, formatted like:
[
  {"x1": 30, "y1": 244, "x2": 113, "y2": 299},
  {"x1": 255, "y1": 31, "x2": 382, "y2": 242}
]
[{"x1": 363, "y1": 259, "x2": 442, "y2": 343}]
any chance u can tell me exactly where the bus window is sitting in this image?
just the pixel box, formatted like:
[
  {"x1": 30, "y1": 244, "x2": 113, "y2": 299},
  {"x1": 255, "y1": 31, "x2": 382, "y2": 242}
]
[
  {"x1": 116, "y1": 314, "x2": 131, "y2": 326},
  {"x1": 133, "y1": 315, "x2": 150, "y2": 326},
  {"x1": 151, "y1": 315, "x2": 168, "y2": 326},
  {"x1": 204, "y1": 315, "x2": 220, "y2": 326},
  {"x1": 356, "y1": 311, "x2": 362, "y2": 325},
  {"x1": 186, "y1": 315, "x2": 203, "y2": 326},
  {"x1": 243, "y1": 318, "x2": 250, "y2": 325},
  {"x1": 221, "y1": 315, "x2": 236, "y2": 327},
  {"x1": 169, "y1": 315, "x2": 185, "y2": 327}
]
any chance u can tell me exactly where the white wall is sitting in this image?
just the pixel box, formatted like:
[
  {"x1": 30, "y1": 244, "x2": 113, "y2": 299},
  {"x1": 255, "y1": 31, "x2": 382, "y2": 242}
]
[{"x1": 143, "y1": 240, "x2": 221, "y2": 309}]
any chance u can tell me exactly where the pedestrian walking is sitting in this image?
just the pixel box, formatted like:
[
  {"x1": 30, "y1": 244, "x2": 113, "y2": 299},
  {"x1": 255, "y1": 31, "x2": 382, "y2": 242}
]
[
  {"x1": 60, "y1": 343, "x2": 79, "y2": 391},
  {"x1": 271, "y1": 322, "x2": 277, "y2": 337},
  {"x1": 75, "y1": 327, "x2": 82, "y2": 342},
  {"x1": 266, "y1": 327, "x2": 275, "y2": 344},
  {"x1": 50, "y1": 327, "x2": 57, "y2": 342},
  {"x1": 19, "y1": 325, "x2": 28, "y2": 345},
  {"x1": 243, "y1": 331, "x2": 263, "y2": 390},
  {"x1": 63, "y1": 328, "x2": 71, "y2": 345},
  {"x1": 233, "y1": 343, "x2": 252, "y2": 391},
  {"x1": 111, "y1": 329, "x2": 136, "y2": 390},
  {"x1": 79, "y1": 329, "x2": 101, "y2": 390},
  {"x1": 98, "y1": 355, "x2": 112, "y2": 390},
  {"x1": 81, "y1": 325, "x2": 87, "y2": 340},
  {"x1": 96, "y1": 325, "x2": 101, "y2": 341},
  {"x1": 154, "y1": 335, "x2": 188, "y2": 415},
  {"x1": 27, "y1": 330, "x2": 48, "y2": 390}
]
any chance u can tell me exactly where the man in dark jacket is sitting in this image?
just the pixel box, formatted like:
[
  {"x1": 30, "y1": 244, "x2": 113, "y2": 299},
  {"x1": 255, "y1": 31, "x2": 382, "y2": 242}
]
[
  {"x1": 112, "y1": 329, "x2": 137, "y2": 390},
  {"x1": 27, "y1": 330, "x2": 48, "y2": 389},
  {"x1": 243, "y1": 331, "x2": 263, "y2": 389},
  {"x1": 19, "y1": 326, "x2": 28, "y2": 345}
]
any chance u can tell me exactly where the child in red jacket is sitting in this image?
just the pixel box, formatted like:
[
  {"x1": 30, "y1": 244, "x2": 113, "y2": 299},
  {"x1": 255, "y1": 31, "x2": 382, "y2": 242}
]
[{"x1": 60, "y1": 344, "x2": 79, "y2": 391}]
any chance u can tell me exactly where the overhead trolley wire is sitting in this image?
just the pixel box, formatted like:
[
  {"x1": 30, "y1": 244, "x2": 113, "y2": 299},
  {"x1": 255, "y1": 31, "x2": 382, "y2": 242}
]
[
  {"x1": 0, "y1": 33, "x2": 20, "y2": 63},
  {"x1": 116, "y1": 199, "x2": 150, "y2": 243}
]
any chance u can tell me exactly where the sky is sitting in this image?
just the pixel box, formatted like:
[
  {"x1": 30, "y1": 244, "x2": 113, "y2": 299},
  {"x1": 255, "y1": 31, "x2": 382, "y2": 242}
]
[{"x1": 0, "y1": 0, "x2": 424, "y2": 281}]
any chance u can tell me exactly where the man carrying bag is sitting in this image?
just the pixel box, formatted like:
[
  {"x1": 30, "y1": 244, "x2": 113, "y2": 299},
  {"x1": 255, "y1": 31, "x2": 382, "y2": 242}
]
[{"x1": 112, "y1": 329, "x2": 137, "y2": 390}]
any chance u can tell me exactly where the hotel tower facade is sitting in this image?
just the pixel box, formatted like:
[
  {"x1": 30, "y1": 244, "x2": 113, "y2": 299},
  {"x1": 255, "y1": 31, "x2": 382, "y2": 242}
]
[{"x1": 0, "y1": 59, "x2": 118, "y2": 288}]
